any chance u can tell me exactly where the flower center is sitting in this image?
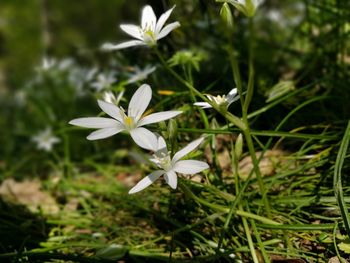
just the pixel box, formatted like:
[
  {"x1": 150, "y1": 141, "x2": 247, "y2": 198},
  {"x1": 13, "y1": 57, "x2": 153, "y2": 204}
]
[
  {"x1": 207, "y1": 95, "x2": 228, "y2": 107},
  {"x1": 153, "y1": 152, "x2": 172, "y2": 171},
  {"x1": 124, "y1": 116, "x2": 135, "y2": 130},
  {"x1": 142, "y1": 30, "x2": 157, "y2": 46},
  {"x1": 119, "y1": 107, "x2": 136, "y2": 130}
]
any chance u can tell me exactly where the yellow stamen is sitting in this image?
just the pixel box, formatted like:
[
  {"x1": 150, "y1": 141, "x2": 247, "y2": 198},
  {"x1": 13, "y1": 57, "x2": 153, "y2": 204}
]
[{"x1": 124, "y1": 117, "x2": 134, "y2": 127}]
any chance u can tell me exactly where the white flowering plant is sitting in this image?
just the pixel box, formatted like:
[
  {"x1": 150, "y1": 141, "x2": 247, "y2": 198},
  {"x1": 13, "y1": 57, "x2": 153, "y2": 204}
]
[{"x1": 1, "y1": 1, "x2": 345, "y2": 263}]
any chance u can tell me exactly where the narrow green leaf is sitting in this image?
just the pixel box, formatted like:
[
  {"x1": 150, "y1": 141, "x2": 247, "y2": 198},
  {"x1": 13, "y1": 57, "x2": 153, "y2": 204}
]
[{"x1": 334, "y1": 121, "x2": 350, "y2": 238}]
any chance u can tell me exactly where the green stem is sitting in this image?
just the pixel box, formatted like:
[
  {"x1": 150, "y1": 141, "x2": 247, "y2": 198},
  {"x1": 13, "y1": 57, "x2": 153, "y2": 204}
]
[
  {"x1": 248, "y1": 204, "x2": 271, "y2": 263},
  {"x1": 240, "y1": 205, "x2": 259, "y2": 263},
  {"x1": 243, "y1": 128, "x2": 271, "y2": 216},
  {"x1": 226, "y1": 15, "x2": 270, "y2": 216}
]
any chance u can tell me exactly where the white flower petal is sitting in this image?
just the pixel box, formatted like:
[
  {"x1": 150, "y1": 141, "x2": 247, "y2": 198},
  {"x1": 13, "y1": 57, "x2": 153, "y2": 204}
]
[
  {"x1": 126, "y1": 66, "x2": 156, "y2": 84},
  {"x1": 69, "y1": 117, "x2": 118, "y2": 128},
  {"x1": 227, "y1": 88, "x2": 238, "y2": 97},
  {"x1": 155, "y1": 6, "x2": 175, "y2": 34},
  {"x1": 157, "y1": 21, "x2": 180, "y2": 40},
  {"x1": 227, "y1": 95, "x2": 240, "y2": 106},
  {"x1": 173, "y1": 160, "x2": 209, "y2": 174},
  {"x1": 120, "y1": 24, "x2": 143, "y2": 40},
  {"x1": 87, "y1": 126, "x2": 124, "y2": 140},
  {"x1": 172, "y1": 137, "x2": 205, "y2": 163},
  {"x1": 130, "y1": 127, "x2": 158, "y2": 151},
  {"x1": 157, "y1": 136, "x2": 167, "y2": 150},
  {"x1": 128, "y1": 170, "x2": 164, "y2": 194},
  {"x1": 138, "y1": 111, "x2": 182, "y2": 126},
  {"x1": 101, "y1": 40, "x2": 145, "y2": 51},
  {"x1": 193, "y1": 102, "x2": 212, "y2": 109},
  {"x1": 227, "y1": 88, "x2": 240, "y2": 104},
  {"x1": 97, "y1": 100, "x2": 123, "y2": 122},
  {"x1": 141, "y1": 5, "x2": 157, "y2": 31},
  {"x1": 164, "y1": 170, "x2": 178, "y2": 189},
  {"x1": 128, "y1": 84, "x2": 152, "y2": 121},
  {"x1": 143, "y1": 66, "x2": 157, "y2": 75},
  {"x1": 154, "y1": 136, "x2": 168, "y2": 156}
]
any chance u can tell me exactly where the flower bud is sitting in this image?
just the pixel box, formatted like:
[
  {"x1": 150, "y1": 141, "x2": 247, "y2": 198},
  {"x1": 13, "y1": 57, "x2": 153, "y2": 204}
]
[
  {"x1": 158, "y1": 121, "x2": 167, "y2": 137},
  {"x1": 220, "y1": 3, "x2": 234, "y2": 30},
  {"x1": 168, "y1": 119, "x2": 178, "y2": 141},
  {"x1": 235, "y1": 133, "x2": 243, "y2": 160},
  {"x1": 167, "y1": 119, "x2": 178, "y2": 152}
]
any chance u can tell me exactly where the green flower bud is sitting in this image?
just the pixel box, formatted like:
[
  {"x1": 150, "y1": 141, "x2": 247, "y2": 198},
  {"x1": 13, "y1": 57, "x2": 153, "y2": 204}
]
[
  {"x1": 220, "y1": 3, "x2": 234, "y2": 30},
  {"x1": 168, "y1": 119, "x2": 178, "y2": 141},
  {"x1": 245, "y1": 0, "x2": 256, "y2": 17},
  {"x1": 235, "y1": 133, "x2": 243, "y2": 160},
  {"x1": 158, "y1": 121, "x2": 167, "y2": 138},
  {"x1": 167, "y1": 119, "x2": 178, "y2": 152}
]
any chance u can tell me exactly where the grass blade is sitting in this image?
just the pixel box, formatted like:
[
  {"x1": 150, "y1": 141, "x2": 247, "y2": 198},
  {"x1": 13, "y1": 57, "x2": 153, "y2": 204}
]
[{"x1": 334, "y1": 121, "x2": 350, "y2": 237}]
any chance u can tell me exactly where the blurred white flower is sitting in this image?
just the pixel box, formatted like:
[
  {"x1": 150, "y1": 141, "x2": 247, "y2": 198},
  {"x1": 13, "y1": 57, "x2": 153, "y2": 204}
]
[
  {"x1": 14, "y1": 90, "x2": 27, "y2": 107},
  {"x1": 102, "y1": 5, "x2": 180, "y2": 50},
  {"x1": 129, "y1": 136, "x2": 208, "y2": 193},
  {"x1": 264, "y1": 2, "x2": 305, "y2": 27},
  {"x1": 91, "y1": 72, "x2": 117, "y2": 92},
  {"x1": 37, "y1": 57, "x2": 56, "y2": 71},
  {"x1": 69, "y1": 67, "x2": 98, "y2": 96},
  {"x1": 36, "y1": 57, "x2": 74, "y2": 72},
  {"x1": 126, "y1": 65, "x2": 156, "y2": 84},
  {"x1": 32, "y1": 128, "x2": 60, "y2": 152},
  {"x1": 57, "y1": 58, "x2": 74, "y2": 71},
  {"x1": 69, "y1": 84, "x2": 182, "y2": 150},
  {"x1": 194, "y1": 88, "x2": 240, "y2": 109}
]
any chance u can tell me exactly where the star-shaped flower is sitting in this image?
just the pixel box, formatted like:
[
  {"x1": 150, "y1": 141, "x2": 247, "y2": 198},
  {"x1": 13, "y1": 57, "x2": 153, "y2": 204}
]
[
  {"x1": 102, "y1": 5, "x2": 180, "y2": 50},
  {"x1": 69, "y1": 84, "x2": 182, "y2": 151},
  {"x1": 91, "y1": 72, "x2": 117, "y2": 92},
  {"x1": 126, "y1": 65, "x2": 156, "y2": 84},
  {"x1": 129, "y1": 136, "x2": 209, "y2": 194},
  {"x1": 193, "y1": 88, "x2": 240, "y2": 109},
  {"x1": 32, "y1": 128, "x2": 60, "y2": 152}
]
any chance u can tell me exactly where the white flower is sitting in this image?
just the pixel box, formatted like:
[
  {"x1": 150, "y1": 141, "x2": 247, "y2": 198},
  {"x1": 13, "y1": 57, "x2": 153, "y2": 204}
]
[
  {"x1": 102, "y1": 90, "x2": 124, "y2": 105},
  {"x1": 57, "y1": 58, "x2": 74, "y2": 71},
  {"x1": 129, "y1": 136, "x2": 209, "y2": 194},
  {"x1": 37, "y1": 57, "x2": 56, "y2": 71},
  {"x1": 126, "y1": 65, "x2": 156, "y2": 84},
  {"x1": 69, "y1": 84, "x2": 182, "y2": 151},
  {"x1": 69, "y1": 67, "x2": 98, "y2": 96},
  {"x1": 14, "y1": 90, "x2": 27, "y2": 107},
  {"x1": 102, "y1": 5, "x2": 180, "y2": 50},
  {"x1": 223, "y1": 0, "x2": 263, "y2": 17},
  {"x1": 91, "y1": 72, "x2": 117, "y2": 92},
  {"x1": 194, "y1": 88, "x2": 240, "y2": 109},
  {"x1": 32, "y1": 128, "x2": 60, "y2": 152}
]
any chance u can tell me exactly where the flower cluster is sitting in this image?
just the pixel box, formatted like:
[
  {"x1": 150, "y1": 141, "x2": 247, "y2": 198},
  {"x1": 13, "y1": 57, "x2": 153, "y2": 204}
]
[
  {"x1": 70, "y1": 83, "x2": 208, "y2": 192},
  {"x1": 70, "y1": 5, "x2": 211, "y2": 194}
]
